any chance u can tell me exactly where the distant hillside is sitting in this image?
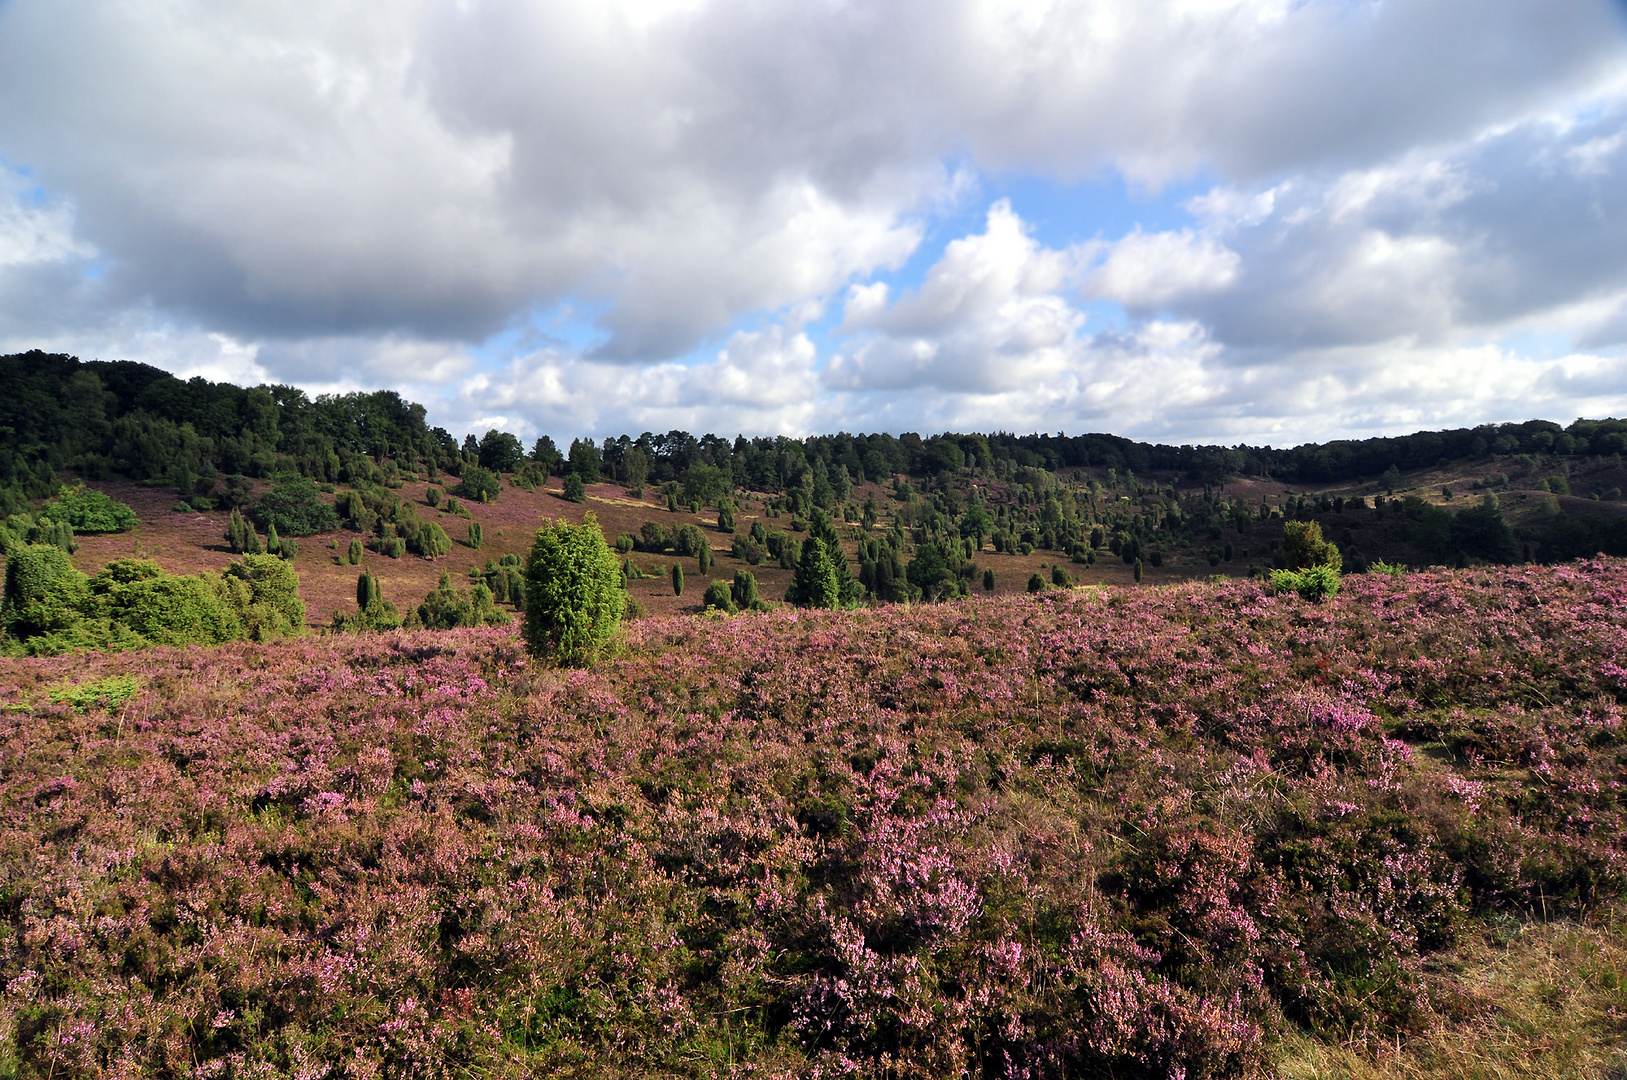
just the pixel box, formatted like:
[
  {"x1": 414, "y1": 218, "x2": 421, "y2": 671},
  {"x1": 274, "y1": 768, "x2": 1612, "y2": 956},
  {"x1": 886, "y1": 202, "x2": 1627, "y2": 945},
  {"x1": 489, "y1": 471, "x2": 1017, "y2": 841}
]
[
  {"x1": 5, "y1": 348, "x2": 1626, "y2": 512},
  {"x1": 4, "y1": 349, "x2": 1627, "y2": 653}
]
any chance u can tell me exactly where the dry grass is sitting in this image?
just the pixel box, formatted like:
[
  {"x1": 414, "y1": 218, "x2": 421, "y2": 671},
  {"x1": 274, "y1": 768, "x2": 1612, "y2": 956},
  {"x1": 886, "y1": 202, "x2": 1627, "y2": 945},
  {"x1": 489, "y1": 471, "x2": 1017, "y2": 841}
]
[{"x1": 1277, "y1": 911, "x2": 1627, "y2": 1080}]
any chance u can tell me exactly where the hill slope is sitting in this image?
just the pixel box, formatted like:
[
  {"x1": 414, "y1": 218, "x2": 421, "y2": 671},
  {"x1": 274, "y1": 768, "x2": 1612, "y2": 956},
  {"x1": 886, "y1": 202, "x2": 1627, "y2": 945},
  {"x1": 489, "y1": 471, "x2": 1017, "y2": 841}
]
[{"x1": 3, "y1": 563, "x2": 1625, "y2": 1077}]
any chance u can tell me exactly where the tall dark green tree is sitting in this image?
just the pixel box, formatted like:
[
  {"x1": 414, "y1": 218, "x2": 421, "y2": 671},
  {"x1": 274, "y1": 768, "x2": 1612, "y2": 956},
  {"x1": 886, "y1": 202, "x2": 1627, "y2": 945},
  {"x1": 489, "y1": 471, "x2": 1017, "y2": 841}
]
[{"x1": 786, "y1": 537, "x2": 840, "y2": 609}]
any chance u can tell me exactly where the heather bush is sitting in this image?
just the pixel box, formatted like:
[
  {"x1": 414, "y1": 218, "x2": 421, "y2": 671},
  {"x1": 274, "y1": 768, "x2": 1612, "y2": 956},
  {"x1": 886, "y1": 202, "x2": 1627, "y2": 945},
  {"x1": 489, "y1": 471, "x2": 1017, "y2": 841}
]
[
  {"x1": 522, "y1": 511, "x2": 624, "y2": 665},
  {"x1": 3, "y1": 562, "x2": 1626, "y2": 1077}
]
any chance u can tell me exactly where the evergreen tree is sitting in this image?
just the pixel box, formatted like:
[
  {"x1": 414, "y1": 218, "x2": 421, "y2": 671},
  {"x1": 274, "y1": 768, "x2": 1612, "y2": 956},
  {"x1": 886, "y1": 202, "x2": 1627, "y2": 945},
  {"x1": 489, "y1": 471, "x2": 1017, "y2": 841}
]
[
  {"x1": 731, "y1": 570, "x2": 759, "y2": 610},
  {"x1": 357, "y1": 570, "x2": 380, "y2": 609},
  {"x1": 266, "y1": 522, "x2": 280, "y2": 556},
  {"x1": 348, "y1": 538, "x2": 364, "y2": 565},
  {"x1": 717, "y1": 502, "x2": 735, "y2": 533},
  {"x1": 983, "y1": 568, "x2": 995, "y2": 591},
  {"x1": 226, "y1": 509, "x2": 249, "y2": 554},
  {"x1": 786, "y1": 537, "x2": 839, "y2": 609},
  {"x1": 672, "y1": 563, "x2": 684, "y2": 596},
  {"x1": 1134, "y1": 559, "x2": 1144, "y2": 583},
  {"x1": 468, "y1": 521, "x2": 483, "y2": 549}
]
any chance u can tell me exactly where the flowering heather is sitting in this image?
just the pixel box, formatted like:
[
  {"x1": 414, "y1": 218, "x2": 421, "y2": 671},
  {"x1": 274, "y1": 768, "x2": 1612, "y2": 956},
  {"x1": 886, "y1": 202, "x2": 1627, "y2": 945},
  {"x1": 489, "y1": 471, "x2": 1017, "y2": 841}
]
[{"x1": 2, "y1": 561, "x2": 1626, "y2": 1078}]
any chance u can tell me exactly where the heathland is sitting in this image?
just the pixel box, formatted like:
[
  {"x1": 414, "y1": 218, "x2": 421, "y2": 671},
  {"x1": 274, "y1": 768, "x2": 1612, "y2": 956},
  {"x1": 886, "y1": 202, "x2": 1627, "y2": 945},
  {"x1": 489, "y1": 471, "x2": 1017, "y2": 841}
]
[
  {"x1": 4, "y1": 564, "x2": 1626, "y2": 1077},
  {"x1": 4, "y1": 349, "x2": 1627, "y2": 1076}
]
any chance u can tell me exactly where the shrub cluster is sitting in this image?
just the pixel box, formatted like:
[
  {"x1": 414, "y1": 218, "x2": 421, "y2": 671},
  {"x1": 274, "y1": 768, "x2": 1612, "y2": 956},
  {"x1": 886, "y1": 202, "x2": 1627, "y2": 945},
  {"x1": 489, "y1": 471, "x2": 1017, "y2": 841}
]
[{"x1": 1, "y1": 548, "x2": 304, "y2": 654}]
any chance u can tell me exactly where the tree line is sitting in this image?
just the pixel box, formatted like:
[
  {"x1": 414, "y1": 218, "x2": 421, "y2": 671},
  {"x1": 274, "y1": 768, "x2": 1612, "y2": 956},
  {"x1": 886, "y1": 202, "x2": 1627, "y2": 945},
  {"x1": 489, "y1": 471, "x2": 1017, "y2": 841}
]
[{"x1": 7, "y1": 350, "x2": 1626, "y2": 516}]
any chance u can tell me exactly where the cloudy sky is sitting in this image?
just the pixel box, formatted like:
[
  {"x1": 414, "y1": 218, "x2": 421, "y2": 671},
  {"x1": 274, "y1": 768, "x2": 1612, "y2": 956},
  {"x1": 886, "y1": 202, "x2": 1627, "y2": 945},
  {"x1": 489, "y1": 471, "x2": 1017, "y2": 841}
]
[{"x1": 2, "y1": 0, "x2": 1626, "y2": 447}]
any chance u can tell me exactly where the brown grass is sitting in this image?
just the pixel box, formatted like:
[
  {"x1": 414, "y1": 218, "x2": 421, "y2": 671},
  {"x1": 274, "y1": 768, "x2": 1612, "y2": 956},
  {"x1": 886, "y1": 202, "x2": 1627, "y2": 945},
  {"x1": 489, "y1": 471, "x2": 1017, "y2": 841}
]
[{"x1": 1276, "y1": 911, "x2": 1627, "y2": 1080}]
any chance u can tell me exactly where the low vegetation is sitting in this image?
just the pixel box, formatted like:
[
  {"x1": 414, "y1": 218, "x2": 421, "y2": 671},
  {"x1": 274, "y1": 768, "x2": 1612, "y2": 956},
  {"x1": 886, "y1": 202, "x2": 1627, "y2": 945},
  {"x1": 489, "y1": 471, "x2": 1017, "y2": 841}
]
[{"x1": 2, "y1": 560, "x2": 1625, "y2": 1076}]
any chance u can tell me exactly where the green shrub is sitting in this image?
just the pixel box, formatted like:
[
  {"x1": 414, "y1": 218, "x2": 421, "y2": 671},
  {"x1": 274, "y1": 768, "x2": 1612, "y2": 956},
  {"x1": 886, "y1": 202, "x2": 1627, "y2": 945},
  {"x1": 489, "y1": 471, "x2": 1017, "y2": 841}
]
[
  {"x1": 1027, "y1": 572, "x2": 1045, "y2": 594},
  {"x1": 453, "y1": 466, "x2": 502, "y2": 503},
  {"x1": 672, "y1": 563, "x2": 684, "y2": 596},
  {"x1": 983, "y1": 568, "x2": 995, "y2": 591},
  {"x1": 333, "y1": 571, "x2": 402, "y2": 633},
  {"x1": 1282, "y1": 520, "x2": 1342, "y2": 571},
  {"x1": 2, "y1": 543, "x2": 92, "y2": 640},
  {"x1": 785, "y1": 538, "x2": 839, "y2": 609},
  {"x1": 221, "y1": 554, "x2": 306, "y2": 639},
  {"x1": 615, "y1": 533, "x2": 635, "y2": 554},
  {"x1": 347, "y1": 538, "x2": 364, "y2": 565},
  {"x1": 467, "y1": 521, "x2": 483, "y2": 549},
  {"x1": 115, "y1": 574, "x2": 244, "y2": 645},
  {"x1": 254, "y1": 478, "x2": 340, "y2": 536},
  {"x1": 278, "y1": 536, "x2": 298, "y2": 560},
  {"x1": 43, "y1": 484, "x2": 138, "y2": 533},
  {"x1": 411, "y1": 572, "x2": 509, "y2": 630},
  {"x1": 717, "y1": 502, "x2": 735, "y2": 532},
  {"x1": 1270, "y1": 563, "x2": 1342, "y2": 602},
  {"x1": 522, "y1": 512, "x2": 624, "y2": 666},
  {"x1": 563, "y1": 474, "x2": 587, "y2": 503},
  {"x1": 47, "y1": 674, "x2": 143, "y2": 711},
  {"x1": 414, "y1": 521, "x2": 453, "y2": 558},
  {"x1": 425, "y1": 486, "x2": 441, "y2": 507},
  {"x1": 1051, "y1": 564, "x2": 1072, "y2": 588},
  {"x1": 702, "y1": 580, "x2": 735, "y2": 613},
  {"x1": 1370, "y1": 560, "x2": 1409, "y2": 579},
  {"x1": 730, "y1": 570, "x2": 759, "y2": 610}
]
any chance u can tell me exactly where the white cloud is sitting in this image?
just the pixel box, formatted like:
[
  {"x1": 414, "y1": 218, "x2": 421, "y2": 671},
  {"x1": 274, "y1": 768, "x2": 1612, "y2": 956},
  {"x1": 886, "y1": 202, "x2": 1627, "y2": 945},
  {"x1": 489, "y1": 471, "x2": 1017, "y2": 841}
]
[
  {"x1": 1, "y1": 0, "x2": 1626, "y2": 445},
  {"x1": 1083, "y1": 228, "x2": 1240, "y2": 308}
]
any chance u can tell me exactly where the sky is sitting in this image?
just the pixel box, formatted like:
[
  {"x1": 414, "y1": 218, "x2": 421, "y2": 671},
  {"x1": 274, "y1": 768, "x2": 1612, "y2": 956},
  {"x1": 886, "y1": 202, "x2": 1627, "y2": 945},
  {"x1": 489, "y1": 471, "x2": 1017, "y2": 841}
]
[{"x1": 2, "y1": 0, "x2": 1627, "y2": 449}]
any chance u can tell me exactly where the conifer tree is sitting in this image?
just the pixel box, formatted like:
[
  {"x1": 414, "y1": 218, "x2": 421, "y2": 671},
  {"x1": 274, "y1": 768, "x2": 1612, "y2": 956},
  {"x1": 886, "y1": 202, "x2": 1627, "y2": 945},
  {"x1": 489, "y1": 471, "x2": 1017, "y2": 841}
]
[
  {"x1": 786, "y1": 538, "x2": 839, "y2": 608},
  {"x1": 731, "y1": 569, "x2": 759, "y2": 610},
  {"x1": 672, "y1": 563, "x2": 684, "y2": 596}
]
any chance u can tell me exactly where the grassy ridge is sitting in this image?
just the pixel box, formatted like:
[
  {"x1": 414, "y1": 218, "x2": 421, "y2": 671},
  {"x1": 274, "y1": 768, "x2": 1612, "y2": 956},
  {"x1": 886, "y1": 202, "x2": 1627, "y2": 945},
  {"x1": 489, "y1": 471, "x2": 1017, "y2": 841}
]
[{"x1": 2, "y1": 563, "x2": 1626, "y2": 1077}]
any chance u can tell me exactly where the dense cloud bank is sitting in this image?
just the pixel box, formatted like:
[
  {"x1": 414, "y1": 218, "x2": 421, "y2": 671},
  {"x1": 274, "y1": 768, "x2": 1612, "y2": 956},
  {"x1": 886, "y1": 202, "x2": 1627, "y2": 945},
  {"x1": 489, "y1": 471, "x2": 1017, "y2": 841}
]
[{"x1": 1, "y1": 0, "x2": 1625, "y2": 442}]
